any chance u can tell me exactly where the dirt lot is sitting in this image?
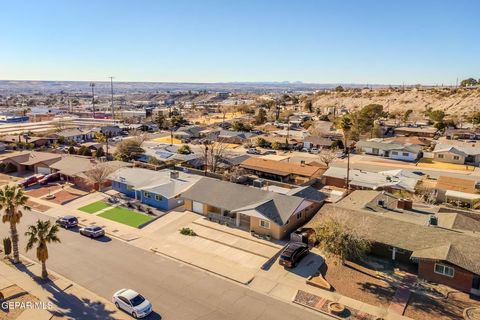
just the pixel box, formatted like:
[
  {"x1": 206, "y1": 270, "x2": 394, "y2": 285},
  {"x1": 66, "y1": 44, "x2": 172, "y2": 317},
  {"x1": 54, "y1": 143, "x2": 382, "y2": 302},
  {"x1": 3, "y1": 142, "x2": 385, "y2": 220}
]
[
  {"x1": 323, "y1": 260, "x2": 396, "y2": 308},
  {"x1": 26, "y1": 200, "x2": 51, "y2": 212},
  {"x1": 25, "y1": 185, "x2": 62, "y2": 198},
  {"x1": 405, "y1": 291, "x2": 480, "y2": 320},
  {"x1": 0, "y1": 284, "x2": 40, "y2": 320}
]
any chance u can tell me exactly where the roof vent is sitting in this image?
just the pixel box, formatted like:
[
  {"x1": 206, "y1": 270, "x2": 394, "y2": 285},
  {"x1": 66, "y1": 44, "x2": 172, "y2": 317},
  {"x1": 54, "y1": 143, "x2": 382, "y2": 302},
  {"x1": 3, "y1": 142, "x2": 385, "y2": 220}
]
[{"x1": 170, "y1": 171, "x2": 179, "y2": 179}]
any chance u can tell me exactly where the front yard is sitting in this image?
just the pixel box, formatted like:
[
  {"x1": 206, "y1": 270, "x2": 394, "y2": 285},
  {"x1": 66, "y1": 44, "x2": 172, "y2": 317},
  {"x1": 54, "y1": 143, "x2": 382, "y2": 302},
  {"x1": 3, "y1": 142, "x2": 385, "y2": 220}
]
[
  {"x1": 98, "y1": 207, "x2": 154, "y2": 228},
  {"x1": 418, "y1": 158, "x2": 475, "y2": 171},
  {"x1": 78, "y1": 201, "x2": 111, "y2": 214},
  {"x1": 323, "y1": 259, "x2": 397, "y2": 308}
]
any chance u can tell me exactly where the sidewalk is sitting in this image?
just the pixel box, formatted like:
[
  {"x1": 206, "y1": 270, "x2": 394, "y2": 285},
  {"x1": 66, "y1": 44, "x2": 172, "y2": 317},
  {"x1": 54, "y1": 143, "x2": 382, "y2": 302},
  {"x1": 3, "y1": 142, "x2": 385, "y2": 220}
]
[{"x1": 0, "y1": 256, "x2": 130, "y2": 320}]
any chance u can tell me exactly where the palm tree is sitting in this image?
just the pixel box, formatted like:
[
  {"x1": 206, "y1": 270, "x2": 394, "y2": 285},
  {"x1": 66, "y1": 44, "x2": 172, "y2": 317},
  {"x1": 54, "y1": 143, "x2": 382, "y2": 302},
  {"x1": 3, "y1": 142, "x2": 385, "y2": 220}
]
[
  {"x1": 339, "y1": 115, "x2": 353, "y2": 191},
  {"x1": 25, "y1": 219, "x2": 60, "y2": 280},
  {"x1": 0, "y1": 185, "x2": 30, "y2": 263}
]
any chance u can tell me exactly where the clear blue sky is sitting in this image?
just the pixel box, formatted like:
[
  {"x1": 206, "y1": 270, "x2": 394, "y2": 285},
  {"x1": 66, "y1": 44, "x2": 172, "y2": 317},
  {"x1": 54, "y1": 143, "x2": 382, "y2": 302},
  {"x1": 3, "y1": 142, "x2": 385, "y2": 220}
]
[{"x1": 1, "y1": 0, "x2": 478, "y2": 85}]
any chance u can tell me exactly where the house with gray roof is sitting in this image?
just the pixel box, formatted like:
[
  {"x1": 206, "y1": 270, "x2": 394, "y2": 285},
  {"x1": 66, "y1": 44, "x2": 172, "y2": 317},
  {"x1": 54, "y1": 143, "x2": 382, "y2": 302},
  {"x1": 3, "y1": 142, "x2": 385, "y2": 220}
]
[
  {"x1": 109, "y1": 168, "x2": 202, "y2": 210},
  {"x1": 306, "y1": 190, "x2": 480, "y2": 295},
  {"x1": 181, "y1": 177, "x2": 323, "y2": 240},
  {"x1": 433, "y1": 142, "x2": 480, "y2": 165},
  {"x1": 356, "y1": 138, "x2": 422, "y2": 162}
]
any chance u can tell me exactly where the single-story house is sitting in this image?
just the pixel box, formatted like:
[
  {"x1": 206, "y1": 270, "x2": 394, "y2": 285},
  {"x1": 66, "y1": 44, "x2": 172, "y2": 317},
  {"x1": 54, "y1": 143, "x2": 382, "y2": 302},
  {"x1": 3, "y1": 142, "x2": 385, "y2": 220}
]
[
  {"x1": 303, "y1": 136, "x2": 333, "y2": 150},
  {"x1": 434, "y1": 176, "x2": 480, "y2": 208},
  {"x1": 109, "y1": 168, "x2": 202, "y2": 210},
  {"x1": 214, "y1": 130, "x2": 257, "y2": 144},
  {"x1": 173, "y1": 125, "x2": 205, "y2": 140},
  {"x1": 384, "y1": 136, "x2": 431, "y2": 147},
  {"x1": 1, "y1": 151, "x2": 62, "y2": 174},
  {"x1": 394, "y1": 126, "x2": 438, "y2": 138},
  {"x1": 322, "y1": 167, "x2": 421, "y2": 192},
  {"x1": 182, "y1": 177, "x2": 323, "y2": 240},
  {"x1": 240, "y1": 157, "x2": 326, "y2": 185},
  {"x1": 356, "y1": 139, "x2": 422, "y2": 162},
  {"x1": 306, "y1": 190, "x2": 480, "y2": 295},
  {"x1": 433, "y1": 143, "x2": 480, "y2": 166},
  {"x1": 49, "y1": 156, "x2": 131, "y2": 190},
  {"x1": 49, "y1": 128, "x2": 96, "y2": 143},
  {"x1": 100, "y1": 125, "x2": 125, "y2": 137},
  {"x1": 445, "y1": 128, "x2": 480, "y2": 140}
]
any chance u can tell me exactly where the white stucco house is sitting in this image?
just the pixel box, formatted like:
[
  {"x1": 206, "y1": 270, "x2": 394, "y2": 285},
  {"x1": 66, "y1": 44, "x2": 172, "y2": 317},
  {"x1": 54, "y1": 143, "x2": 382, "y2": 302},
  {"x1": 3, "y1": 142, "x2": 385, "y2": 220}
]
[{"x1": 356, "y1": 138, "x2": 422, "y2": 162}]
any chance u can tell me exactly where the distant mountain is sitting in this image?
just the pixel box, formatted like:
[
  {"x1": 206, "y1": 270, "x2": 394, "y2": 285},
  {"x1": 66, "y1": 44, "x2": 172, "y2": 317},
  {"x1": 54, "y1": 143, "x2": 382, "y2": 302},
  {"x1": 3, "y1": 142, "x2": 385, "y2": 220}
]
[{"x1": 0, "y1": 80, "x2": 383, "y2": 95}]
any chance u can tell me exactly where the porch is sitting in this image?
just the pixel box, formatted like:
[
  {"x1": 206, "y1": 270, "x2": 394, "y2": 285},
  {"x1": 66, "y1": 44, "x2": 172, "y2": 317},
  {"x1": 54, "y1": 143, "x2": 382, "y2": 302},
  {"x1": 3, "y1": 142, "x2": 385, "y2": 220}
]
[{"x1": 206, "y1": 205, "x2": 250, "y2": 230}]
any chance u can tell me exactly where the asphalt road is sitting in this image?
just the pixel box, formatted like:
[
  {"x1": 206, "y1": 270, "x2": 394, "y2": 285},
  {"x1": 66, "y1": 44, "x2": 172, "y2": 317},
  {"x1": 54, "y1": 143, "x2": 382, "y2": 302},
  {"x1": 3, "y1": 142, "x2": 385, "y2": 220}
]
[{"x1": 0, "y1": 210, "x2": 326, "y2": 320}]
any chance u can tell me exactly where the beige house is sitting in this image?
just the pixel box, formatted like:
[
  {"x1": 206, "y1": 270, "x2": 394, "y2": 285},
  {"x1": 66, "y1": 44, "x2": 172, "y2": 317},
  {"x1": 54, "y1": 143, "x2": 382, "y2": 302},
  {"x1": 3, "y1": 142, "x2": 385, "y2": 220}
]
[
  {"x1": 433, "y1": 147, "x2": 466, "y2": 164},
  {"x1": 181, "y1": 177, "x2": 324, "y2": 240},
  {"x1": 433, "y1": 143, "x2": 480, "y2": 166}
]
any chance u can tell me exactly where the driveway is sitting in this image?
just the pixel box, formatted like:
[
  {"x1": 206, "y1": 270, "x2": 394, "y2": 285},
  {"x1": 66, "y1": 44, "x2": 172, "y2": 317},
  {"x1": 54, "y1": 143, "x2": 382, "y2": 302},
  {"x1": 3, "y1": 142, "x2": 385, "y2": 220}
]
[{"x1": 0, "y1": 210, "x2": 328, "y2": 320}]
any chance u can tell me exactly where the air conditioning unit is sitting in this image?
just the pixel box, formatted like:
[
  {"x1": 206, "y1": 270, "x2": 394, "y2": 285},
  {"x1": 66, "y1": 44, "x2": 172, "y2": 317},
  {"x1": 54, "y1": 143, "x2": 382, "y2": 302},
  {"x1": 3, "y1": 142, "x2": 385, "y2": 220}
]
[
  {"x1": 429, "y1": 215, "x2": 438, "y2": 226},
  {"x1": 253, "y1": 179, "x2": 264, "y2": 188}
]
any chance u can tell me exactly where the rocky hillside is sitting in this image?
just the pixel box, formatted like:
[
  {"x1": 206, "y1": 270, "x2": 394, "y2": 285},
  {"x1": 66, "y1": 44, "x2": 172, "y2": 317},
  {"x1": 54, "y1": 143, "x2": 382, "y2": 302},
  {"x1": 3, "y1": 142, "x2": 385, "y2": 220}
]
[{"x1": 312, "y1": 88, "x2": 480, "y2": 118}]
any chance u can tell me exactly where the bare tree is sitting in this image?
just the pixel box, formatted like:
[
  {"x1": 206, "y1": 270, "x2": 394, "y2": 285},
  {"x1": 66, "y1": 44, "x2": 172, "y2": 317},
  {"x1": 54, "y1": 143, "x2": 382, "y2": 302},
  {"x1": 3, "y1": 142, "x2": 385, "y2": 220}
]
[
  {"x1": 318, "y1": 149, "x2": 337, "y2": 167},
  {"x1": 85, "y1": 165, "x2": 115, "y2": 191},
  {"x1": 200, "y1": 139, "x2": 228, "y2": 173},
  {"x1": 223, "y1": 167, "x2": 247, "y2": 183}
]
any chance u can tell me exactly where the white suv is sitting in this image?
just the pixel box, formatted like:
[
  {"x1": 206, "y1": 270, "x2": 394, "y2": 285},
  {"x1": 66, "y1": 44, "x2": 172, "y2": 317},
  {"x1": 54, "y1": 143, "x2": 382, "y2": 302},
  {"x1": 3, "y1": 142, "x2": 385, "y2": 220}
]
[{"x1": 112, "y1": 288, "x2": 152, "y2": 318}]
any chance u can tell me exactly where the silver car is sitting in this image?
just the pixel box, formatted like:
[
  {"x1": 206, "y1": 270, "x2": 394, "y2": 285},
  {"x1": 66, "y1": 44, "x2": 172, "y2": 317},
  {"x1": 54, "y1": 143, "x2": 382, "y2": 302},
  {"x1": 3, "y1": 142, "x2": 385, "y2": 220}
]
[
  {"x1": 113, "y1": 288, "x2": 152, "y2": 318},
  {"x1": 79, "y1": 225, "x2": 105, "y2": 238}
]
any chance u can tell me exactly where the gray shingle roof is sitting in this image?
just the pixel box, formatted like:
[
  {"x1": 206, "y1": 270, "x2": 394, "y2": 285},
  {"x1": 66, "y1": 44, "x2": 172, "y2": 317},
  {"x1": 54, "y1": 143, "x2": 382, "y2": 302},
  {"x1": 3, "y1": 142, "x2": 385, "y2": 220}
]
[
  {"x1": 307, "y1": 191, "x2": 480, "y2": 275},
  {"x1": 181, "y1": 177, "x2": 307, "y2": 225}
]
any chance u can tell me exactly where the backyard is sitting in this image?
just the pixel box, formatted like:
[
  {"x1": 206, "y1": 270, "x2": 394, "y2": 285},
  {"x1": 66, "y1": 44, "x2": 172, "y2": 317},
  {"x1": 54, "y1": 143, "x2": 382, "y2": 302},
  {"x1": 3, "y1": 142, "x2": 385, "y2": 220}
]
[{"x1": 98, "y1": 207, "x2": 154, "y2": 228}]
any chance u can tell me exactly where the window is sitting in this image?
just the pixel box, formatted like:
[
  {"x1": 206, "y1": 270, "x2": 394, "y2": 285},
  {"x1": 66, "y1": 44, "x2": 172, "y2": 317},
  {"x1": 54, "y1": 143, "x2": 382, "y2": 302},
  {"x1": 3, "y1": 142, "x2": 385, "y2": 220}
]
[
  {"x1": 259, "y1": 220, "x2": 270, "y2": 229},
  {"x1": 392, "y1": 151, "x2": 398, "y2": 155},
  {"x1": 402, "y1": 152, "x2": 409, "y2": 157},
  {"x1": 438, "y1": 154, "x2": 444, "y2": 159},
  {"x1": 453, "y1": 156, "x2": 460, "y2": 160},
  {"x1": 155, "y1": 195, "x2": 162, "y2": 201},
  {"x1": 144, "y1": 192, "x2": 150, "y2": 198},
  {"x1": 434, "y1": 263, "x2": 454, "y2": 277}
]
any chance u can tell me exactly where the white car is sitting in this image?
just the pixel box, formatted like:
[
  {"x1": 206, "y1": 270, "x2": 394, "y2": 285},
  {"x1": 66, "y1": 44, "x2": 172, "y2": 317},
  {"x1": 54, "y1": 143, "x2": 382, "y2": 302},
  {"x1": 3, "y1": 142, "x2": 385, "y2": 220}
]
[{"x1": 112, "y1": 289, "x2": 152, "y2": 318}]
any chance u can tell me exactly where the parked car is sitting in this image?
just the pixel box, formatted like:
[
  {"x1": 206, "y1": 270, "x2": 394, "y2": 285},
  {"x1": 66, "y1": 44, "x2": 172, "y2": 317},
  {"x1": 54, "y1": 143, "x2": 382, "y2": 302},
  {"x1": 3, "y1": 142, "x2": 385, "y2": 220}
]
[
  {"x1": 56, "y1": 215, "x2": 78, "y2": 229},
  {"x1": 279, "y1": 242, "x2": 309, "y2": 268},
  {"x1": 309, "y1": 147, "x2": 320, "y2": 154},
  {"x1": 113, "y1": 288, "x2": 152, "y2": 319},
  {"x1": 39, "y1": 172, "x2": 60, "y2": 185},
  {"x1": 301, "y1": 147, "x2": 309, "y2": 152},
  {"x1": 246, "y1": 148, "x2": 260, "y2": 155},
  {"x1": 262, "y1": 150, "x2": 276, "y2": 155},
  {"x1": 336, "y1": 151, "x2": 347, "y2": 159},
  {"x1": 18, "y1": 174, "x2": 45, "y2": 188},
  {"x1": 79, "y1": 225, "x2": 105, "y2": 238}
]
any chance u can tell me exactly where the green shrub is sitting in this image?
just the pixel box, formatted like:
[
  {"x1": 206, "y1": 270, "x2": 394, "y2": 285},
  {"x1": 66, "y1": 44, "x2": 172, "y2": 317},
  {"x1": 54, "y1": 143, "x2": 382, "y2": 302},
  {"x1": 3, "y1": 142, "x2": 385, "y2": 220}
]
[{"x1": 179, "y1": 227, "x2": 197, "y2": 236}]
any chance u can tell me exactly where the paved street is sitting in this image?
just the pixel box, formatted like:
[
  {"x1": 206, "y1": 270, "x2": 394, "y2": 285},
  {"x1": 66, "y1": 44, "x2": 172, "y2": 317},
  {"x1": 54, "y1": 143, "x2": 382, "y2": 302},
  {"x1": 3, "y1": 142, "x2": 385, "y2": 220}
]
[{"x1": 0, "y1": 210, "x2": 326, "y2": 320}]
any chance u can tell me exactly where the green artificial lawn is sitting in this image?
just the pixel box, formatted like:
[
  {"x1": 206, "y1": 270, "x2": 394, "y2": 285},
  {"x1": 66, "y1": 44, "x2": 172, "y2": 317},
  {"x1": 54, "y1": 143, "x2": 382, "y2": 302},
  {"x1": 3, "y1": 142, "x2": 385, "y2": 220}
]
[
  {"x1": 78, "y1": 201, "x2": 111, "y2": 214},
  {"x1": 98, "y1": 207, "x2": 154, "y2": 228}
]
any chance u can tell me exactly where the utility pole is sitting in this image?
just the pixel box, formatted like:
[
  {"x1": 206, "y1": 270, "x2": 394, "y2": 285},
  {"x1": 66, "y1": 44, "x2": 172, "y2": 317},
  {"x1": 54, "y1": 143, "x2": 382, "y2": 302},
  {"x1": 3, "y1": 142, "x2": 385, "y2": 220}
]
[
  {"x1": 90, "y1": 82, "x2": 95, "y2": 118},
  {"x1": 109, "y1": 76, "x2": 115, "y2": 121}
]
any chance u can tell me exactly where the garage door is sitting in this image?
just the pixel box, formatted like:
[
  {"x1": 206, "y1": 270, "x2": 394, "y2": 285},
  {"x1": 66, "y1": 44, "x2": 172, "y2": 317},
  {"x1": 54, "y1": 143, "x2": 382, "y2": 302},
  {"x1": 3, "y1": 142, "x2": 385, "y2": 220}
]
[
  {"x1": 192, "y1": 201, "x2": 204, "y2": 214},
  {"x1": 36, "y1": 166, "x2": 51, "y2": 175}
]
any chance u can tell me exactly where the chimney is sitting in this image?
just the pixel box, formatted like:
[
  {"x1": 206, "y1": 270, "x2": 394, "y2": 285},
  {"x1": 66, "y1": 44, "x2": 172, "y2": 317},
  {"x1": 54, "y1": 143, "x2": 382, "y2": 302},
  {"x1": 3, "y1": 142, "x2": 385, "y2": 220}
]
[
  {"x1": 428, "y1": 215, "x2": 438, "y2": 227},
  {"x1": 170, "y1": 171, "x2": 179, "y2": 179}
]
